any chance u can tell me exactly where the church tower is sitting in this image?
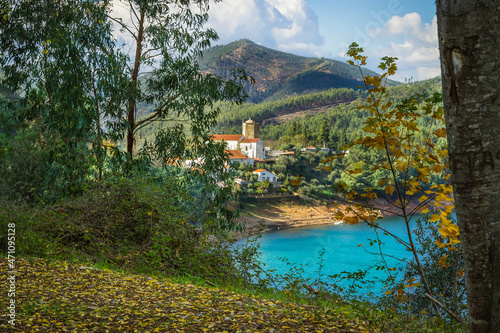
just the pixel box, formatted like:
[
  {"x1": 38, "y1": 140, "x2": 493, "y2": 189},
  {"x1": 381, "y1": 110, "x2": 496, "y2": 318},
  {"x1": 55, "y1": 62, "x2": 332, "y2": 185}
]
[{"x1": 242, "y1": 118, "x2": 259, "y2": 139}]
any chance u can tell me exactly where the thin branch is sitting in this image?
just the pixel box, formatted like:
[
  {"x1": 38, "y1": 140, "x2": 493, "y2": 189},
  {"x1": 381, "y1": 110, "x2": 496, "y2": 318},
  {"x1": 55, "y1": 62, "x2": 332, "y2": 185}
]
[
  {"x1": 127, "y1": 0, "x2": 140, "y2": 22},
  {"x1": 106, "y1": 15, "x2": 137, "y2": 40},
  {"x1": 142, "y1": 47, "x2": 162, "y2": 57},
  {"x1": 362, "y1": 246, "x2": 409, "y2": 264},
  {"x1": 142, "y1": 52, "x2": 162, "y2": 61},
  {"x1": 133, "y1": 117, "x2": 191, "y2": 133},
  {"x1": 424, "y1": 293, "x2": 462, "y2": 323}
]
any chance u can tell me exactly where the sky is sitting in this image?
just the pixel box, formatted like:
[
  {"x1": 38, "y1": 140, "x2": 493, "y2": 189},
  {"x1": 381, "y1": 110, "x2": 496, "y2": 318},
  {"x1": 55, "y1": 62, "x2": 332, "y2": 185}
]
[{"x1": 205, "y1": 0, "x2": 440, "y2": 82}]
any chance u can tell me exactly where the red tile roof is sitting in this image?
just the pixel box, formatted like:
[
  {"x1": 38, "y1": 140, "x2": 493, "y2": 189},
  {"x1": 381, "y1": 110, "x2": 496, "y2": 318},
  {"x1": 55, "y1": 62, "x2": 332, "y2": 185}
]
[
  {"x1": 305, "y1": 146, "x2": 316, "y2": 149},
  {"x1": 253, "y1": 169, "x2": 267, "y2": 173},
  {"x1": 212, "y1": 135, "x2": 244, "y2": 142},
  {"x1": 241, "y1": 138, "x2": 260, "y2": 143},
  {"x1": 226, "y1": 150, "x2": 250, "y2": 159}
]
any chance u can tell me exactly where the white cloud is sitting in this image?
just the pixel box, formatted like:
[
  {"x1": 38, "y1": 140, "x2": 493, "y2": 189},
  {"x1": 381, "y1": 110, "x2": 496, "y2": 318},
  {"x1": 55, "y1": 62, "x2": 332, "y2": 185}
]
[
  {"x1": 206, "y1": 0, "x2": 324, "y2": 56},
  {"x1": 277, "y1": 42, "x2": 323, "y2": 56},
  {"x1": 416, "y1": 66, "x2": 442, "y2": 80},
  {"x1": 368, "y1": 13, "x2": 440, "y2": 81}
]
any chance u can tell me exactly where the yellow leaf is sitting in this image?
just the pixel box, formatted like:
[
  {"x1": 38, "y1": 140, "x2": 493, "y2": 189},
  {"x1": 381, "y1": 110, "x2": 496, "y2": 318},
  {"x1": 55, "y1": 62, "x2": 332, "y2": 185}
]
[
  {"x1": 344, "y1": 216, "x2": 359, "y2": 224},
  {"x1": 434, "y1": 128, "x2": 447, "y2": 138},
  {"x1": 334, "y1": 211, "x2": 344, "y2": 219},
  {"x1": 392, "y1": 149, "x2": 404, "y2": 158},
  {"x1": 385, "y1": 185, "x2": 395, "y2": 195},
  {"x1": 434, "y1": 240, "x2": 446, "y2": 248},
  {"x1": 378, "y1": 179, "x2": 390, "y2": 187},
  {"x1": 429, "y1": 214, "x2": 440, "y2": 222},
  {"x1": 290, "y1": 175, "x2": 303, "y2": 186}
]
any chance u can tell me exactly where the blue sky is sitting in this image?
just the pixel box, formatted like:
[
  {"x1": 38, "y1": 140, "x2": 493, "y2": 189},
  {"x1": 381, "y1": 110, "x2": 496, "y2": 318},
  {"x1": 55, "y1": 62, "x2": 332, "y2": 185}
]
[{"x1": 205, "y1": 0, "x2": 439, "y2": 82}]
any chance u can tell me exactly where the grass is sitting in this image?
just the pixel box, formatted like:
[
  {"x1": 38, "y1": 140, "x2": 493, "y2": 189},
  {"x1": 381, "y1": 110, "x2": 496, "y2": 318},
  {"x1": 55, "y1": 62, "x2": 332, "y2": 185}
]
[
  {"x1": 0, "y1": 178, "x2": 466, "y2": 332},
  {"x1": 0, "y1": 256, "x2": 465, "y2": 332},
  {"x1": 2, "y1": 257, "x2": 373, "y2": 332}
]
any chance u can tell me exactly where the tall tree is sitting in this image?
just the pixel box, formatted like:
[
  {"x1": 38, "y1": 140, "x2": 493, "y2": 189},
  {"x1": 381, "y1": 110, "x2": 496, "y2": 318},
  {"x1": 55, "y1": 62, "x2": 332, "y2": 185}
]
[
  {"x1": 317, "y1": 119, "x2": 329, "y2": 148},
  {"x1": 437, "y1": 1, "x2": 500, "y2": 331},
  {"x1": 107, "y1": 0, "x2": 249, "y2": 162},
  {"x1": 0, "y1": 0, "x2": 249, "y2": 184},
  {"x1": 0, "y1": 0, "x2": 125, "y2": 197}
]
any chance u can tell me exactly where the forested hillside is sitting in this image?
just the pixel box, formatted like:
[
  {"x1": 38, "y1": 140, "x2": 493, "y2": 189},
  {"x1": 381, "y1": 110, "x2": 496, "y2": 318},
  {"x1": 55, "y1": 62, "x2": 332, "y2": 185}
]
[
  {"x1": 210, "y1": 87, "x2": 363, "y2": 134},
  {"x1": 227, "y1": 76, "x2": 445, "y2": 201},
  {"x1": 198, "y1": 39, "x2": 392, "y2": 103},
  {"x1": 214, "y1": 76, "x2": 442, "y2": 148}
]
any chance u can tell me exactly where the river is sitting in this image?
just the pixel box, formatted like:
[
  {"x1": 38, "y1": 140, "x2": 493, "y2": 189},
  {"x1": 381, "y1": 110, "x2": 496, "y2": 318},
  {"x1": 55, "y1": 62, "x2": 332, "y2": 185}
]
[{"x1": 236, "y1": 215, "x2": 421, "y2": 296}]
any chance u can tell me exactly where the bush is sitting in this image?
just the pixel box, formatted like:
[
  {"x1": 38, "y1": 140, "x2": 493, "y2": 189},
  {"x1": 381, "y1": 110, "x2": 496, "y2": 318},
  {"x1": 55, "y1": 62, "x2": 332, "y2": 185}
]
[
  {"x1": 391, "y1": 215, "x2": 467, "y2": 321},
  {"x1": 0, "y1": 176, "x2": 260, "y2": 286},
  {"x1": 0, "y1": 125, "x2": 43, "y2": 203}
]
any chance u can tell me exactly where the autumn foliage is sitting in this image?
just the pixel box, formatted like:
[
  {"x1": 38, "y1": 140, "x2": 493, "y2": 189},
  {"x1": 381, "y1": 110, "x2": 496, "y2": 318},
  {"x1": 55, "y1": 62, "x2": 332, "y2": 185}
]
[{"x1": 318, "y1": 43, "x2": 463, "y2": 321}]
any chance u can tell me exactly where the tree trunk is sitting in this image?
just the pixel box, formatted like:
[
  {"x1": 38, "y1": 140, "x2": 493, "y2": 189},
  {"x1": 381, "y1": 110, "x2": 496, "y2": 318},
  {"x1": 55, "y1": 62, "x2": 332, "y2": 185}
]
[
  {"x1": 127, "y1": 9, "x2": 145, "y2": 160},
  {"x1": 436, "y1": 1, "x2": 500, "y2": 332}
]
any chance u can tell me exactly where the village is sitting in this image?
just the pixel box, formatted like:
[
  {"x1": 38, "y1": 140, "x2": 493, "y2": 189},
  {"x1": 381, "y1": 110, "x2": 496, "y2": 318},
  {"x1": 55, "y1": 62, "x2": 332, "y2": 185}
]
[{"x1": 206, "y1": 118, "x2": 333, "y2": 194}]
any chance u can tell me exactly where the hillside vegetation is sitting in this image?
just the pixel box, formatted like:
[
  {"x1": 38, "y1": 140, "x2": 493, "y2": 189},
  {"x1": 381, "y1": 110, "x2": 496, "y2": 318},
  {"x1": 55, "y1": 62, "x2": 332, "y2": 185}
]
[
  {"x1": 1, "y1": 6, "x2": 460, "y2": 328},
  {"x1": 213, "y1": 76, "x2": 442, "y2": 147},
  {"x1": 198, "y1": 39, "x2": 392, "y2": 103}
]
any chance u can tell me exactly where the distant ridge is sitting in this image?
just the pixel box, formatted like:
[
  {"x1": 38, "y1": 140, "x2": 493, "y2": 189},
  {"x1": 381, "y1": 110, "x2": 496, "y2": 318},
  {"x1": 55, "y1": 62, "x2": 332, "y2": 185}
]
[{"x1": 198, "y1": 39, "x2": 389, "y2": 103}]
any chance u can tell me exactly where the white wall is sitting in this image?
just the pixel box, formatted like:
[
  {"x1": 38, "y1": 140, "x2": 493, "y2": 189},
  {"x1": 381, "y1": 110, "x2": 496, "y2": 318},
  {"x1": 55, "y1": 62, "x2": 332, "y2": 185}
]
[{"x1": 255, "y1": 170, "x2": 277, "y2": 182}]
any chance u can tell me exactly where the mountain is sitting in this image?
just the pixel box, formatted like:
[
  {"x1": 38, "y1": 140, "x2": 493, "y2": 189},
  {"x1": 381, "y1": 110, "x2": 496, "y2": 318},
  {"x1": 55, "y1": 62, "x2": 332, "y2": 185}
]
[{"x1": 198, "y1": 39, "x2": 388, "y2": 103}]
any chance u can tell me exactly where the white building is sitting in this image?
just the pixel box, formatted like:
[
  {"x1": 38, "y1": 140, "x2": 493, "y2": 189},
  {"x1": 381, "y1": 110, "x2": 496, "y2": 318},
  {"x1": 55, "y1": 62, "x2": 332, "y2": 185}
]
[
  {"x1": 253, "y1": 169, "x2": 278, "y2": 182},
  {"x1": 211, "y1": 119, "x2": 265, "y2": 161},
  {"x1": 211, "y1": 135, "x2": 244, "y2": 151},
  {"x1": 302, "y1": 146, "x2": 317, "y2": 152},
  {"x1": 239, "y1": 138, "x2": 265, "y2": 159}
]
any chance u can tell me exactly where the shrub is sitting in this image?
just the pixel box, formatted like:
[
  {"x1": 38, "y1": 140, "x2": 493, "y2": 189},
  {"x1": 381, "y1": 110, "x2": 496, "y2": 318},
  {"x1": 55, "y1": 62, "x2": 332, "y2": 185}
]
[
  {"x1": 0, "y1": 176, "x2": 259, "y2": 286},
  {"x1": 0, "y1": 124, "x2": 43, "y2": 203},
  {"x1": 397, "y1": 215, "x2": 467, "y2": 321}
]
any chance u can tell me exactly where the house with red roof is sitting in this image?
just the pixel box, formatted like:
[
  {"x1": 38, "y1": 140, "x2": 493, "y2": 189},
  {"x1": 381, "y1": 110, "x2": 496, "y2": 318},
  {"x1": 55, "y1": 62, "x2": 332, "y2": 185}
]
[
  {"x1": 252, "y1": 169, "x2": 278, "y2": 182},
  {"x1": 226, "y1": 150, "x2": 254, "y2": 166},
  {"x1": 301, "y1": 146, "x2": 317, "y2": 152}
]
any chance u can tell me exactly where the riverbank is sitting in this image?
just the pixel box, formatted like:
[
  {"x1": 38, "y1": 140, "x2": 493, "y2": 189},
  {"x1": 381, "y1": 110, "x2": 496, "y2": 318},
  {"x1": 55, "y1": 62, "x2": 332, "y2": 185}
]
[
  {"x1": 235, "y1": 197, "x2": 356, "y2": 239},
  {"x1": 234, "y1": 196, "x2": 424, "y2": 239}
]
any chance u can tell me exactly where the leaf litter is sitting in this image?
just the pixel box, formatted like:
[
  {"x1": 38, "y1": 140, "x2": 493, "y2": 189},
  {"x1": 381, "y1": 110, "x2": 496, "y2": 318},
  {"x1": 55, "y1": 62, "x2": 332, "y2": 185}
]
[{"x1": 1, "y1": 258, "x2": 368, "y2": 332}]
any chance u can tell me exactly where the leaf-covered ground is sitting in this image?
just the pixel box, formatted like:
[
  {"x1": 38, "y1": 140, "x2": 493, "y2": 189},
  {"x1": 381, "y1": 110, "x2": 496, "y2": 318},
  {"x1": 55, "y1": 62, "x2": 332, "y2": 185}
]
[{"x1": 1, "y1": 258, "x2": 370, "y2": 332}]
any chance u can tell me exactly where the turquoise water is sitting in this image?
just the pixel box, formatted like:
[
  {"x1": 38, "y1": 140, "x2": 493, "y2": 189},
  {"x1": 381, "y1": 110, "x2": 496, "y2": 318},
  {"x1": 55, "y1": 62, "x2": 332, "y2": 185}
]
[{"x1": 237, "y1": 215, "x2": 419, "y2": 295}]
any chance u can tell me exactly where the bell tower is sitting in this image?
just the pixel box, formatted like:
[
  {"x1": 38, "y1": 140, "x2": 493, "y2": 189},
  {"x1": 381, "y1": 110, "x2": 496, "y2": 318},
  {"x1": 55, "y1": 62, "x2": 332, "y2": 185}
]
[{"x1": 242, "y1": 118, "x2": 259, "y2": 139}]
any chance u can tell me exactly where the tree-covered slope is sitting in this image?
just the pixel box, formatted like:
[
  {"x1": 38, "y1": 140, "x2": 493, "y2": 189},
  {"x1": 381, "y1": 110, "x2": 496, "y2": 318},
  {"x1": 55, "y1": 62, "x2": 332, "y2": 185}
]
[{"x1": 199, "y1": 39, "x2": 391, "y2": 103}]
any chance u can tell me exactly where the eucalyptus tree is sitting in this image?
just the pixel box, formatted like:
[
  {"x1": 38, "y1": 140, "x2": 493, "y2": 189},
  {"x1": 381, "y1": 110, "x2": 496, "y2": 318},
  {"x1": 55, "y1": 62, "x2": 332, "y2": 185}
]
[
  {"x1": 0, "y1": 0, "x2": 126, "y2": 197},
  {"x1": 106, "y1": 0, "x2": 249, "y2": 164},
  {"x1": 103, "y1": 0, "x2": 250, "y2": 230},
  {"x1": 1, "y1": 0, "x2": 249, "y2": 213},
  {"x1": 437, "y1": 1, "x2": 500, "y2": 331}
]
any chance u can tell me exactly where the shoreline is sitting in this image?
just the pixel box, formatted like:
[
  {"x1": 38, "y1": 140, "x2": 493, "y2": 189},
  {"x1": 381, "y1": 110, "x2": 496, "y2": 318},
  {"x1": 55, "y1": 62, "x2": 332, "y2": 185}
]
[
  {"x1": 232, "y1": 197, "x2": 424, "y2": 240},
  {"x1": 233, "y1": 198, "x2": 366, "y2": 240}
]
